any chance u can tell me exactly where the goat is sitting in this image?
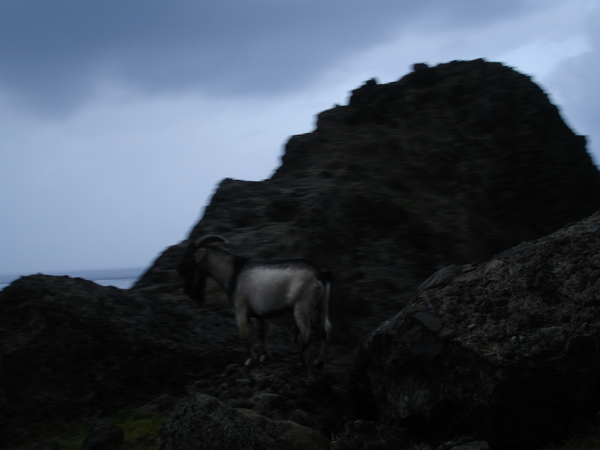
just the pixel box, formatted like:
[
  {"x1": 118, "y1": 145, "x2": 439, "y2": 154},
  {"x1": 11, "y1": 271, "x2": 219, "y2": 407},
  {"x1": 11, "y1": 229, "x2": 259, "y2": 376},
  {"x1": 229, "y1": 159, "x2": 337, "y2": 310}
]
[{"x1": 177, "y1": 234, "x2": 333, "y2": 367}]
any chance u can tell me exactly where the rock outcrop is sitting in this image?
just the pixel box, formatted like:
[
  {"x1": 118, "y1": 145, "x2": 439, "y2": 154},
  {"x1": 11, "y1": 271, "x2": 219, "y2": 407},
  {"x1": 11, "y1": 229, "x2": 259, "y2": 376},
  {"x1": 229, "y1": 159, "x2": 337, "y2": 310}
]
[
  {"x1": 160, "y1": 394, "x2": 330, "y2": 450},
  {"x1": 160, "y1": 394, "x2": 280, "y2": 450},
  {"x1": 0, "y1": 275, "x2": 247, "y2": 441},
  {"x1": 134, "y1": 59, "x2": 600, "y2": 349},
  {"x1": 352, "y1": 212, "x2": 600, "y2": 449}
]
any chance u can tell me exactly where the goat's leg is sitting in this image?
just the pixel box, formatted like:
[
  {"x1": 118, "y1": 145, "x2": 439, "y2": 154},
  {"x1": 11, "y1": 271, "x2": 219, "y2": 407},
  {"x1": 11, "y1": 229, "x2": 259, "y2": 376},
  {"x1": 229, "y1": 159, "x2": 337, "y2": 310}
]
[
  {"x1": 236, "y1": 311, "x2": 256, "y2": 366},
  {"x1": 300, "y1": 340, "x2": 312, "y2": 367},
  {"x1": 313, "y1": 319, "x2": 329, "y2": 369},
  {"x1": 314, "y1": 339, "x2": 326, "y2": 369},
  {"x1": 293, "y1": 308, "x2": 312, "y2": 366},
  {"x1": 256, "y1": 318, "x2": 271, "y2": 363}
]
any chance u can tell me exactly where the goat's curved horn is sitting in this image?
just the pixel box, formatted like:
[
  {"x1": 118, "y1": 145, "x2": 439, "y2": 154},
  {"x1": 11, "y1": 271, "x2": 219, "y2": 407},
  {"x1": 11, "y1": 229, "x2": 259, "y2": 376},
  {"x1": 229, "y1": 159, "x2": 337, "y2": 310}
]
[{"x1": 195, "y1": 234, "x2": 229, "y2": 247}]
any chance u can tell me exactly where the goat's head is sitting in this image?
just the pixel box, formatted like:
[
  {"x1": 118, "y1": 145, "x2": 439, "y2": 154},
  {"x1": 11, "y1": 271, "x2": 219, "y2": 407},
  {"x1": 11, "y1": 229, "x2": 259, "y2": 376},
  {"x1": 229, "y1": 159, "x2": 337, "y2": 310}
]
[
  {"x1": 192, "y1": 234, "x2": 229, "y2": 265},
  {"x1": 177, "y1": 235, "x2": 229, "y2": 306}
]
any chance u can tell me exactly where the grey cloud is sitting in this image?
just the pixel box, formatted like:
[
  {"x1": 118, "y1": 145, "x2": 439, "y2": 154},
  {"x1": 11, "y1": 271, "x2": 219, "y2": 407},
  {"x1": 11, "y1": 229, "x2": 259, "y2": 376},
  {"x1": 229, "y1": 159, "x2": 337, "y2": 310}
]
[{"x1": 1, "y1": 0, "x2": 534, "y2": 114}]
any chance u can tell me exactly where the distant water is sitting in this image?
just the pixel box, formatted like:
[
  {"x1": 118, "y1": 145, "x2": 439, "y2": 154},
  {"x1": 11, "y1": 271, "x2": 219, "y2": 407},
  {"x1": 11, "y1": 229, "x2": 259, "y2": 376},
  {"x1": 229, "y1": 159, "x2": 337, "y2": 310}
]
[{"x1": 0, "y1": 267, "x2": 146, "y2": 291}]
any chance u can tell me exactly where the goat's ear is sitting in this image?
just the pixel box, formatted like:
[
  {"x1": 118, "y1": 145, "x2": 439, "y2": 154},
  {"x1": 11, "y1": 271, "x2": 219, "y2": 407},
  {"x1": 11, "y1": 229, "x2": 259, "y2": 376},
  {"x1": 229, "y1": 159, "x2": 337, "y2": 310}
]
[{"x1": 194, "y1": 248, "x2": 207, "y2": 263}]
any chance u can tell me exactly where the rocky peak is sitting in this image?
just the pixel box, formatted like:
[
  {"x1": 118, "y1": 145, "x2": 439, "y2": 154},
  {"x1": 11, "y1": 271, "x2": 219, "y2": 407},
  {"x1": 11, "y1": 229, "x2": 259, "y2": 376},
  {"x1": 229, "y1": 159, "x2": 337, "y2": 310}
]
[{"x1": 135, "y1": 59, "x2": 600, "y2": 347}]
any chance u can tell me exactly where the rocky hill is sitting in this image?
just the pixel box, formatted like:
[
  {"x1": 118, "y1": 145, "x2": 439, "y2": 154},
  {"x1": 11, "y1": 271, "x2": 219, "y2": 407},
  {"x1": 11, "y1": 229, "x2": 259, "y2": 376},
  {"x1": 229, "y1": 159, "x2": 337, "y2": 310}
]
[
  {"x1": 2, "y1": 59, "x2": 600, "y2": 448},
  {"x1": 134, "y1": 58, "x2": 600, "y2": 348}
]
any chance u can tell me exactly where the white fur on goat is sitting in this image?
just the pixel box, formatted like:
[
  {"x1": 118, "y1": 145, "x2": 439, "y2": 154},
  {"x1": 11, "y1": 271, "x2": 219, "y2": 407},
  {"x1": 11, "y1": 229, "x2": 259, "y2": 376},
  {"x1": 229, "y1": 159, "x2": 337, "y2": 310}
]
[{"x1": 177, "y1": 235, "x2": 332, "y2": 367}]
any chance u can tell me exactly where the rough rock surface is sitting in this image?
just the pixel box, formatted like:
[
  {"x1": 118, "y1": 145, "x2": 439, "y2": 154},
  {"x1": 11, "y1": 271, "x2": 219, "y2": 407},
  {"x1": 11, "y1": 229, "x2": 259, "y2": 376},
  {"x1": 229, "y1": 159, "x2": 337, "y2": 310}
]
[
  {"x1": 160, "y1": 394, "x2": 280, "y2": 450},
  {"x1": 160, "y1": 394, "x2": 330, "y2": 450},
  {"x1": 238, "y1": 408, "x2": 331, "y2": 450},
  {"x1": 190, "y1": 363, "x2": 348, "y2": 429},
  {"x1": 134, "y1": 59, "x2": 600, "y2": 351},
  {"x1": 352, "y1": 211, "x2": 600, "y2": 449},
  {"x1": 0, "y1": 275, "x2": 247, "y2": 441}
]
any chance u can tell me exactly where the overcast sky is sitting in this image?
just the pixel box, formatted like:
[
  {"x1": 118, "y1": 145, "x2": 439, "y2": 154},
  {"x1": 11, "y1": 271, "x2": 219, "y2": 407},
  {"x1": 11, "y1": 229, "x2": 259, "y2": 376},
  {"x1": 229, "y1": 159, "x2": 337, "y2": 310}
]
[{"x1": 1, "y1": 0, "x2": 599, "y2": 277}]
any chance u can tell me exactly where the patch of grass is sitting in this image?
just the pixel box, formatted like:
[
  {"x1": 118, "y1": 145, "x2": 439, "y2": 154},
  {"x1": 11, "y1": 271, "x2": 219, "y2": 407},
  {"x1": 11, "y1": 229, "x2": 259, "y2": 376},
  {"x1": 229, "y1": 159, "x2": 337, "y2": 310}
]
[
  {"x1": 110, "y1": 408, "x2": 165, "y2": 449},
  {"x1": 7, "y1": 407, "x2": 165, "y2": 450}
]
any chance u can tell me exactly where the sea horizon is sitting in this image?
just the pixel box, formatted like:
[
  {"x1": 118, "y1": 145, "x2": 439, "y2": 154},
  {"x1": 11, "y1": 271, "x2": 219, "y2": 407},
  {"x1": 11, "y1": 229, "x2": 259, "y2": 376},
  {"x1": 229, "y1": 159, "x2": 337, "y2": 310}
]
[{"x1": 0, "y1": 267, "x2": 147, "y2": 291}]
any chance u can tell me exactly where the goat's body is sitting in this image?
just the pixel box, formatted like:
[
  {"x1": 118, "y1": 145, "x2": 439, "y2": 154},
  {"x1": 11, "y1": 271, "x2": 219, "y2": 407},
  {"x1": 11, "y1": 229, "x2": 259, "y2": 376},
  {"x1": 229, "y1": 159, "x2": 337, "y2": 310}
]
[
  {"x1": 230, "y1": 260, "x2": 331, "y2": 364},
  {"x1": 179, "y1": 237, "x2": 332, "y2": 367},
  {"x1": 234, "y1": 263, "x2": 322, "y2": 316},
  {"x1": 232, "y1": 262, "x2": 331, "y2": 365}
]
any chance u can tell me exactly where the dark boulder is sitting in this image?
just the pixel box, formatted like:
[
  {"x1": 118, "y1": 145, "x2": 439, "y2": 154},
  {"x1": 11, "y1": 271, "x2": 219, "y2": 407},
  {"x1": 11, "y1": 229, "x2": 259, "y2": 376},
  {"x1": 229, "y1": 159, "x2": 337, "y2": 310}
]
[
  {"x1": 185, "y1": 362, "x2": 349, "y2": 437},
  {"x1": 0, "y1": 274, "x2": 248, "y2": 442},
  {"x1": 352, "y1": 211, "x2": 600, "y2": 449},
  {"x1": 238, "y1": 408, "x2": 330, "y2": 450},
  {"x1": 160, "y1": 394, "x2": 329, "y2": 450},
  {"x1": 160, "y1": 394, "x2": 280, "y2": 450}
]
